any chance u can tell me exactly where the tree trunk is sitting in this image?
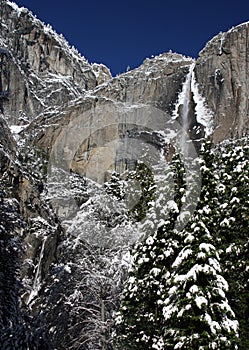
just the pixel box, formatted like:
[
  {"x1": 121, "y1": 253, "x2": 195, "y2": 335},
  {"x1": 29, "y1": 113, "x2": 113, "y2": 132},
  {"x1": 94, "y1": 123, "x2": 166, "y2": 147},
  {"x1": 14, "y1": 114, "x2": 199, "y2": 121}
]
[{"x1": 101, "y1": 298, "x2": 106, "y2": 350}]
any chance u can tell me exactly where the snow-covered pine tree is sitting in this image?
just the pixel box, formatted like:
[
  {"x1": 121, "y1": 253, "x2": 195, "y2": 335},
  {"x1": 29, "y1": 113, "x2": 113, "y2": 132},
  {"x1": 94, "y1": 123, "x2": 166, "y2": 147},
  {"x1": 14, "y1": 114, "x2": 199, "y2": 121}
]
[
  {"x1": 161, "y1": 142, "x2": 239, "y2": 349},
  {"x1": 163, "y1": 218, "x2": 239, "y2": 349},
  {"x1": 115, "y1": 143, "x2": 242, "y2": 349},
  {"x1": 114, "y1": 155, "x2": 186, "y2": 350},
  {"x1": 104, "y1": 162, "x2": 156, "y2": 222},
  {"x1": 210, "y1": 139, "x2": 249, "y2": 349},
  {"x1": 114, "y1": 225, "x2": 179, "y2": 350},
  {"x1": 190, "y1": 139, "x2": 249, "y2": 349},
  {"x1": 127, "y1": 162, "x2": 156, "y2": 222}
]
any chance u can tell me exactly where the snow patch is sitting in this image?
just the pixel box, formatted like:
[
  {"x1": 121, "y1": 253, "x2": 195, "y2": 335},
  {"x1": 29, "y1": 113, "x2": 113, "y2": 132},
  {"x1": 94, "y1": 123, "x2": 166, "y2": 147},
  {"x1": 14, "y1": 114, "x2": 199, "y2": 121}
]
[
  {"x1": 6, "y1": 1, "x2": 26, "y2": 16},
  {"x1": 191, "y1": 72, "x2": 213, "y2": 135},
  {"x1": 219, "y1": 32, "x2": 226, "y2": 54},
  {"x1": 195, "y1": 295, "x2": 208, "y2": 308},
  {"x1": 172, "y1": 248, "x2": 192, "y2": 268}
]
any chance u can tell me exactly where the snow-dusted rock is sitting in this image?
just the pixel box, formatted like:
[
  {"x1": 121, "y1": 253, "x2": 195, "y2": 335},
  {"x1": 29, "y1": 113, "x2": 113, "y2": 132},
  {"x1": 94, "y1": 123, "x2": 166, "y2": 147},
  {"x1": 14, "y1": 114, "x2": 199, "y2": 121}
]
[
  {"x1": 196, "y1": 22, "x2": 249, "y2": 142},
  {"x1": 0, "y1": 1, "x2": 111, "y2": 124}
]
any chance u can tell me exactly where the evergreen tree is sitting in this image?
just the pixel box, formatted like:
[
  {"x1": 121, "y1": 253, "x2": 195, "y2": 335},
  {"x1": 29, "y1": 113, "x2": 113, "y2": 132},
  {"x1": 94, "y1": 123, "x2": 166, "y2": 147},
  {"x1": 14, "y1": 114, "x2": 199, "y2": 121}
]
[
  {"x1": 161, "y1": 141, "x2": 239, "y2": 349},
  {"x1": 114, "y1": 155, "x2": 186, "y2": 349},
  {"x1": 115, "y1": 143, "x2": 243, "y2": 350},
  {"x1": 163, "y1": 218, "x2": 239, "y2": 349},
  {"x1": 211, "y1": 139, "x2": 249, "y2": 349},
  {"x1": 194, "y1": 139, "x2": 249, "y2": 349},
  {"x1": 127, "y1": 162, "x2": 156, "y2": 222}
]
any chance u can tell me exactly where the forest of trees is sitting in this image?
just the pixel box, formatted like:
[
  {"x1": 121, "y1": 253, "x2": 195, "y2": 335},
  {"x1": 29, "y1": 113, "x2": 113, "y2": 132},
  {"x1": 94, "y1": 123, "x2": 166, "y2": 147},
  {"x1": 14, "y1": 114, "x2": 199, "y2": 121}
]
[{"x1": 114, "y1": 138, "x2": 249, "y2": 350}]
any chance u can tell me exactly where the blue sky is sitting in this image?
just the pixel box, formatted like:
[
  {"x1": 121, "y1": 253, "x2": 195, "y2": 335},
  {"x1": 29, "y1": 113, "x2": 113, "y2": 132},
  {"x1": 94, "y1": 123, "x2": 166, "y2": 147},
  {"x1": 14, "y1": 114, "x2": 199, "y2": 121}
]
[{"x1": 14, "y1": 0, "x2": 249, "y2": 76}]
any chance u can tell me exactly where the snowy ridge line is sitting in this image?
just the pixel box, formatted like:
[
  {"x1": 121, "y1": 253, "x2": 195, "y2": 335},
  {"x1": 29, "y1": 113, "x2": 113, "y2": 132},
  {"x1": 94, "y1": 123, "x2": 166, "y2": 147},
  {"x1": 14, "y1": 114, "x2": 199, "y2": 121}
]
[
  {"x1": 5, "y1": 1, "x2": 90, "y2": 66},
  {"x1": 6, "y1": 1, "x2": 26, "y2": 15},
  {"x1": 226, "y1": 20, "x2": 249, "y2": 34},
  {"x1": 199, "y1": 21, "x2": 249, "y2": 56},
  {"x1": 141, "y1": 51, "x2": 194, "y2": 65},
  {"x1": 120, "y1": 52, "x2": 194, "y2": 78}
]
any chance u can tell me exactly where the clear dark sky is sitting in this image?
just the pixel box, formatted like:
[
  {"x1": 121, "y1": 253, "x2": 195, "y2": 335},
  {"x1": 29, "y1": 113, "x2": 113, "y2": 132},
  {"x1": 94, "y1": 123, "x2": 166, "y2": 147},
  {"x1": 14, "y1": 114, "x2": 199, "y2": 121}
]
[{"x1": 13, "y1": 0, "x2": 249, "y2": 76}]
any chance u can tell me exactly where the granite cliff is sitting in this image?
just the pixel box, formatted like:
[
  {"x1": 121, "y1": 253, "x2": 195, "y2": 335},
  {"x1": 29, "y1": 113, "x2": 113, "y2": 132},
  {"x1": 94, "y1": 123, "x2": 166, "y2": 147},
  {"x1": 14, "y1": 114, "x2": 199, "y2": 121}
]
[
  {"x1": 0, "y1": 1, "x2": 249, "y2": 349},
  {"x1": 196, "y1": 23, "x2": 249, "y2": 142},
  {"x1": 0, "y1": 1, "x2": 111, "y2": 124}
]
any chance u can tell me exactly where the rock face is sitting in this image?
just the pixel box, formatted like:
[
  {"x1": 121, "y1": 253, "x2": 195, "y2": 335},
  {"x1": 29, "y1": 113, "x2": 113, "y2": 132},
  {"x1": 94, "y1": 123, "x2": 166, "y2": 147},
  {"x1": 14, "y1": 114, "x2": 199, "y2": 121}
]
[
  {"x1": 0, "y1": 114, "x2": 60, "y2": 292},
  {"x1": 0, "y1": 1, "x2": 111, "y2": 124},
  {"x1": 31, "y1": 53, "x2": 195, "y2": 185},
  {"x1": 195, "y1": 22, "x2": 249, "y2": 142}
]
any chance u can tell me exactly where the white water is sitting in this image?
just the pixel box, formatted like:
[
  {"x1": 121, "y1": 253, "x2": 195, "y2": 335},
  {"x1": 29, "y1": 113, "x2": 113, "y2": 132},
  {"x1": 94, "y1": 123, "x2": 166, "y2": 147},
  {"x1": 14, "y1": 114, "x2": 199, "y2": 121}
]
[
  {"x1": 27, "y1": 236, "x2": 47, "y2": 304},
  {"x1": 180, "y1": 64, "x2": 195, "y2": 156},
  {"x1": 191, "y1": 73, "x2": 213, "y2": 136},
  {"x1": 173, "y1": 62, "x2": 213, "y2": 144},
  {"x1": 172, "y1": 63, "x2": 195, "y2": 157}
]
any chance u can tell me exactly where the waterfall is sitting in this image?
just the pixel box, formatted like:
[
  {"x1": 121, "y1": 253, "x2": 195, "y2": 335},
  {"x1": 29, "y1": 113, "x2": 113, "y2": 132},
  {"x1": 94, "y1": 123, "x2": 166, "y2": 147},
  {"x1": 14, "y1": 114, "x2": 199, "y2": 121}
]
[
  {"x1": 27, "y1": 236, "x2": 47, "y2": 304},
  {"x1": 173, "y1": 63, "x2": 195, "y2": 157},
  {"x1": 181, "y1": 64, "x2": 194, "y2": 152}
]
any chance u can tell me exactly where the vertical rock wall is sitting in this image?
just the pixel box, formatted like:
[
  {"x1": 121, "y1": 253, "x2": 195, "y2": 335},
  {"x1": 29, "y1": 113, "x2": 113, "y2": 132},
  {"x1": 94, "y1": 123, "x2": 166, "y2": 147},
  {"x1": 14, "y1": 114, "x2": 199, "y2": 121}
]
[
  {"x1": 0, "y1": 1, "x2": 111, "y2": 124},
  {"x1": 195, "y1": 22, "x2": 249, "y2": 143}
]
